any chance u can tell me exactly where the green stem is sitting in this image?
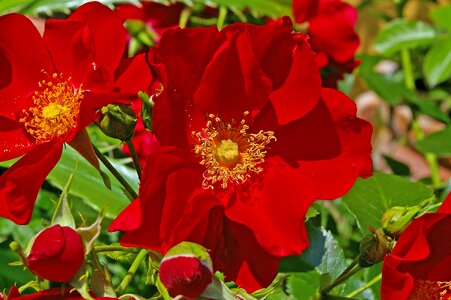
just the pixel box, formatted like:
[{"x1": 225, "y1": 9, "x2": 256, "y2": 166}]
[
  {"x1": 95, "y1": 245, "x2": 141, "y2": 253},
  {"x1": 217, "y1": 6, "x2": 228, "y2": 30},
  {"x1": 321, "y1": 265, "x2": 362, "y2": 295},
  {"x1": 126, "y1": 139, "x2": 142, "y2": 179},
  {"x1": 345, "y1": 273, "x2": 382, "y2": 298},
  {"x1": 92, "y1": 144, "x2": 138, "y2": 200},
  {"x1": 400, "y1": 48, "x2": 415, "y2": 90},
  {"x1": 411, "y1": 119, "x2": 441, "y2": 188},
  {"x1": 116, "y1": 249, "x2": 148, "y2": 295},
  {"x1": 401, "y1": 48, "x2": 441, "y2": 188}
]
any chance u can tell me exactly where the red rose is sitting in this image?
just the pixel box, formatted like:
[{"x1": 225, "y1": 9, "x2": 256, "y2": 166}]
[
  {"x1": 292, "y1": 0, "x2": 360, "y2": 87},
  {"x1": 26, "y1": 225, "x2": 84, "y2": 282},
  {"x1": 110, "y1": 18, "x2": 372, "y2": 291},
  {"x1": 381, "y1": 194, "x2": 451, "y2": 300},
  {"x1": 0, "y1": 2, "x2": 151, "y2": 224}
]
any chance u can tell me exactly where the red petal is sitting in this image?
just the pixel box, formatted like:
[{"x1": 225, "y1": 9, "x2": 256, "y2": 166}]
[
  {"x1": 0, "y1": 142, "x2": 63, "y2": 224},
  {"x1": 114, "y1": 53, "x2": 152, "y2": 92},
  {"x1": 211, "y1": 220, "x2": 280, "y2": 292},
  {"x1": 43, "y1": 19, "x2": 95, "y2": 85},
  {"x1": 193, "y1": 28, "x2": 272, "y2": 121},
  {"x1": 0, "y1": 116, "x2": 37, "y2": 161},
  {"x1": 0, "y1": 14, "x2": 53, "y2": 119},
  {"x1": 438, "y1": 192, "x2": 451, "y2": 213},
  {"x1": 298, "y1": 88, "x2": 372, "y2": 200},
  {"x1": 308, "y1": 0, "x2": 359, "y2": 63},
  {"x1": 247, "y1": 17, "x2": 295, "y2": 90},
  {"x1": 292, "y1": 0, "x2": 319, "y2": 23},
  {"x1": 109, "y1": 198, "x2": 142, "y2": 232},
  {"x1": 381, "y1": 256, "x2": 415, "y2": 299},
  {"x1": 225, "y1": 157, "x2": 316, "y2": 257},
  {"x1": 270, "y1": 38, "x2": 321, "y2": 125},
  {"x1": 69, "y1": 2, "x2": 126, "y2": 72}
]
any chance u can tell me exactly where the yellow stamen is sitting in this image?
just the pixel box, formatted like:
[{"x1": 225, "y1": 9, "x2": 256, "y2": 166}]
[
  {"x1": 19, "y1": 73, "x2": 83, "y2": 142},
  {"x1": 193, "y1": 112, "x2": 276, "y2": 189},
  {"x1": 409, "y1": 279, "x2": 451, "y2": 300}
]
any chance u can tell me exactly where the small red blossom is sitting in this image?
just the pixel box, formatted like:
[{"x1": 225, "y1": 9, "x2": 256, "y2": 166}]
[
  {"x1": 160, "y1": 256, "x2": 213, "y2": 298},
  {"x1": 110, "y1": 18, "x2": 372, "y2": 291},
  {"x1": 26, "y1": 225, "x2": 84, "y2": 282},
  {"x1": 0, "y1": 2, "x2": 151, "y2": 224},
  {"x1": 381, "y1": 193, "x2": 451, "y2": 300},
  {"x1": 292, "y1": 0, "x2": 360, "y2": 87}
]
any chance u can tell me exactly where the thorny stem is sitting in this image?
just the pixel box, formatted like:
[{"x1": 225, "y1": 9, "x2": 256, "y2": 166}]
[
  {"x1": 401, "y1": 48, "x2": 441, "y2": 188},
  {"x1": 94, "y1": 245, "x2": 141, "y2": 253},
  {"x1": 92, "y1": 144, "x2": 138, "y2": 200},
  {"x1": 126, "y1": 139, "x2": 142, "y2": 179},
  {"x1": 346, "y1": 273, "x2": 382, "y2": 298},
  {"x1": 116, "y1": 249, "x2": 148, "y2": 295}
]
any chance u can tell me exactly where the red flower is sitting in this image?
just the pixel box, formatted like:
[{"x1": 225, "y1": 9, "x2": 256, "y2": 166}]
[
  {"x1": 381, "y1": 194, "x2": 451, "y2": 300},
  {"x1": 26, "y1": 225, "x2": 84, "y2": 282},
  {"x1": 110, "y1": 18, "x2": 372, "y2": 291},
  {"x1": 0, "y1": 2, "x2": 151, "y2": 224},
  {"x1": 292, "y1": 0, "x2": 360, "y2": 87},
  {"x1": 160, "y1": 256, "x2": 212, "y2": 298},
  {"x1": 116, "y1": 1, "x2": 184, "y2": 42}
]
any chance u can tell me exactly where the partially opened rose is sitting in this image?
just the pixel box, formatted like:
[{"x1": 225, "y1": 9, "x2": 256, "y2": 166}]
[
  {"x1": 159, "y1": 242, "x2": 213, "y2": 298},
  {"x1": 292, "y1": 0, "x2": 360, "y2": 87},
  {"x1": 110, "y1": 18, "x2": 372, "y2": 291},
  {"x1": 0, "y1": 2, "x2": 151, "y2": 224},
  {"x1": 381, "y1": 193, "x2": 451, "y2": 300},
  {"x1": 26, "y1": 225, "x2": 84, "y2": 282}
]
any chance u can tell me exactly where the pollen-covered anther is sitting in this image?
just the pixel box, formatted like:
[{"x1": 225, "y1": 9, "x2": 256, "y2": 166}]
[
  {"x1": 19, "y1": 73, "x2": 83, "y2": 142},
  {"x1": 409, "y1": 279, "x2": 451, "y2": 300},
  {"x1": 193, "y1": 112, "x2": 276, "y2": 189}
]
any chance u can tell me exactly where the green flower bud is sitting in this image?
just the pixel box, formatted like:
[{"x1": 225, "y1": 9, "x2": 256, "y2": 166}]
[
  {"x1": 99, "y1": 104, "x2": 137, "y2": 141},
  {"x1": 359, "y1": 230, "x2": 392, "y2": 268}
]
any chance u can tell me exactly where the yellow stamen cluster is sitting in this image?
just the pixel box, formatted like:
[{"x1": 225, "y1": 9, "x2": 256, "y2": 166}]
[
  {"x1": 19, "y1": 73, "x2": 83, "y2": 142},
  {"x1": 193, "y1": 112, "x2": 276, "y2": 189},
  {"x1": 409, "y1": 279, "x2": 451, "y2": 300}
]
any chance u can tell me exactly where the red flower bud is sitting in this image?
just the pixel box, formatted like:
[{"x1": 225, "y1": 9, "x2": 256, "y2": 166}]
[
  {"x1": 26, "y1": 225, "x2": 84, "y2": 282},
  {"x1": 159, "y1": 256, "x2": 213, "y2": 298}
]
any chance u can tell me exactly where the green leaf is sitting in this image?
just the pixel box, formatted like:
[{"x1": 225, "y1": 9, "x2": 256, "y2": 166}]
[
  {"x1": 423, "y1": 37, "x2": 451, "y2": 87},
  {"x1": 430, "y1": 5, "x2": 451, "y2": 31},
  {"x1": 357, "y1": 55, "x2": 412, "y2": 105},
  {"x1": 46, "y1": 146, "x2": 135, "y2": 219},
  {"x1": 207, "y1": 0, "x2": 291, "y2": 18},
  {"x1": 342, "y1": 172, "x2": 434, "y2": 232},
  {"x1": 285, "y1": 271, "x2": 321, "y2": 300},
  {"x1": 374, "y1": 19, "x2": 436, "y2": 56},
  {"x1": 383, "y1": 155, "x2": 411, "y2": 176},
  {"x1": 90, "y1": 251, "x2": 116, "y2": 298},
  {"x1": 416, "y1": 126, "x2": 451, "y2": 155},
  {"x1": 0, "y1": 0, "x2": 140, "y2": 15},
  {"x1": 51, "y1": 165, "x2": 76, "y2": 228}
]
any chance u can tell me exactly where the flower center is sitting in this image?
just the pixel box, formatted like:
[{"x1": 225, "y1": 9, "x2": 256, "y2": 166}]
[
  {"x1": 409, "y1": 279, "x2": 451, "y2": 300},
  {"x1": 19, "y1": 73, "x2": 83, "y2": 142},
  {"x1": 193, "y1": 112, "x2": 276, "y2": 189}
]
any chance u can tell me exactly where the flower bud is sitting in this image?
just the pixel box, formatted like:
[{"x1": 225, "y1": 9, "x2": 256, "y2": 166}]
[
  {"x1": 99, "y1": 104, "x2": 137, "y2": 141},
  {"x1": 359, "y1": 230, "x2": 392, "y2": 268},
  {"x1": 381, "y1": 201, "x2": 429, "y2": 238},
  {"x1": 26, "y1": 225, "x2": 85, "y2": 282},
  {"x1": 159, "y1": 242, "x2": 213, "y2": 298}
]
